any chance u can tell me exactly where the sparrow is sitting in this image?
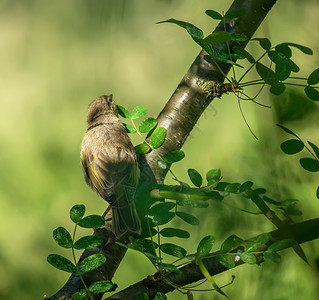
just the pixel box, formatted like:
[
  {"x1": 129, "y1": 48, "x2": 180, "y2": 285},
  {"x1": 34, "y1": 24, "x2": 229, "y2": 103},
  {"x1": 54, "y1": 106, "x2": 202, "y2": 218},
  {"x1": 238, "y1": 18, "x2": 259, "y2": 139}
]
[{"x1": 80, "y1": 95, "x2": 141, "y2": 237}]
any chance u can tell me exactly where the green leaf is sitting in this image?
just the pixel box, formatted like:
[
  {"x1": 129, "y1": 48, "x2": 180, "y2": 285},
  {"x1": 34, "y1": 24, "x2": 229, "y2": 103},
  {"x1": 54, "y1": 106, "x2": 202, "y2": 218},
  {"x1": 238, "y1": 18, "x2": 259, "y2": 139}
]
[
  {"x1": 131, "y1": 238, "x2": 159, "y2": 256},
  {"x1": 70, "y1": 204, "x2": 85, "y2": 223},
  {"x1": 160, "y1": 243, "x2": 187, "y2": 258},
  {"x1": 276, "y1": 124, "x2": 299, "y2": 138},
  {"x1": 305, "y1": 86, "x2": 319, "y2": 101},
  {"x1": 245, "y1": 233, "x2": 271, "y2": 252},
  {"x1": 78, "y1": 215, "x2": 105, "y2": 229},
  {"x1": 256, "y1": 62, "x2": 278, "y2": 85},
  {"x1": 160, "y1": 228, "x2": 190, "y2": 239},
  {"x1": 165, "y1": 150, "x2": 185, "y2": 163},
  {"x1": 206, "y1": 168, "x2": 221, "y2": 183},
  {"x1": 188, "y1": 169, "x2": 202, "y2": 187},
  {"x1": 239, "y1": 181, "x2": 254, "y2": 193},
  {"x1": 216, "y1": 253, "x2": 235, "y2": 268},
  {"x1": 123, "y1": 123, "x2": 137, "y2": 133},
  {"x1": 148, "y1": 202, "x2": 175, "y2": 216},
  {"x1": 73, "y1": 235, "x2": 103, "y2": 250},
  {"x1": 205, "y1": 9, "x2": 223, "y2": 20},
  {"x1": 264, "y1": 250, "x2": 281, "y2": 263},
  {"x1": 139, "y1": 118, "x2": 158, "y2": 133},
  {"x1": 203, "y1": 31, "x2": 232, "y2": 45},
  {"x1": 176, "y1": 212, "x2": 200, "y2": 225},
  {"x1": 78, "y1": 254, "x2": 106, "y2": 272},
  {"x1": 308, "y1": 141, "x2": 319, "y2": 159},
  {"x1": 275, "y1": 44, "x2": 292, "y2": 58},
  {"x1": 156, "y1": 262, "x2": 180, "y2": 272},
  {"x1": 282, "y1": 42, "x2": 313, "y2": 55},
  {"x1": 154, "y1": 292, "x2": 167, "y2": 300},
  {"x1": 299, "y1": 157, "x2": 319, "y2": 172},
  {"x1": 197, "y1": 235, "x2": 215, "y2": 257},
  {"x1": 131, "y1": 106, "x2": 147, "y2": 119},
  {"x1": 177, "y1": 199, "x2": 208, "y2": 208},
  {"x1": 268, "y1": 239, "x2": 295, "y2": 252},
  {"x1": 316, "y1": 186, "x2": 319, "y2": 200},
  {"x1": 251, "y1": 38, "x2": 271, "y2": 50},
  {"x1": 72, "y1": 290, "x2": 87, "y2": 300},
  {"x1": 53, "y1": 227, "x2": 73, "y2": 248},
  {"x1": 284, "y1": 205, "x2": 303, "y2": 216},
  {"x1": 231, "y1": 33, "x2": 247, "y2": 42},
  {"x1": 239, "y1": 252, "x2": 257, "y2": 264},
  {"x1": 157, "y1": 19, "x2": 203, "y2": 42},
  {"x1": 232, "y1": 46, "x2": 255, "y2": 63},
  {"x1": 117, "y1": 105, "x2": 131, "y2": 118},
  {"x1": 215, "y1": 51, "x2": 244, "y2": 67},
  {"x1": 220, "y1": 235, "x2": 244, "y2": 253},
  {"x1": 270, "y1": 82, "x2": 286, "y2": 95},
  {"x1": 47, "y1": 254, "x2": 77, "y2": 273},
  {"x1": 88, "y1": 280, "x2": 114, "y2": 294},
  {"x1": 135, "y1": 143, "x2": 150, "y2": 154},
  {"x1": 225, "y1": 7, "x2": 246, "y2": 19},
  {"x1": 289, "y1": 59, "x2": 300, "y2": 73},
  {"x1": 152, "y1": 212, "x2": 175, "y2": 226},
  {"x1": 150, "y1": 127, "x2": 166, "y2": 148},
  {"x1": 280, "y1": 139, "x2": 304, "y2": 154},
  {"x1": 136, "y1": 293, "x2": 149, "y2": 300},
  {"x1": 280, "y1": 199, "x2": 299, "y2": 206},
  {"x1": 307, "y1": 68, "x2": 319, "y2": 85}
]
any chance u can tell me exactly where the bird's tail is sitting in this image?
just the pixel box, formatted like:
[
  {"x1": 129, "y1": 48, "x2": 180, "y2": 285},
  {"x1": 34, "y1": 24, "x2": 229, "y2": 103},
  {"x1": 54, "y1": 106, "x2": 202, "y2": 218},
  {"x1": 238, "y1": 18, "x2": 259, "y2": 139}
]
[{"x1": 112, "y1": 203, "x2": 141, "y2": 238}]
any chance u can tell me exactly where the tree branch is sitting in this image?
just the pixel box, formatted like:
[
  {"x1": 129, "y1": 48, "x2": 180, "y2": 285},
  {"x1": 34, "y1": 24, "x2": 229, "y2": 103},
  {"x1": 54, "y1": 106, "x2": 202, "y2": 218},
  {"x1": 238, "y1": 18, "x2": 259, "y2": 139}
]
[
  {"x1": 106, "y1": 218, "x2": 319, "y2": 300},
  {"x1": 46, "y1": 0, "x2": 278, "y2": 298}
]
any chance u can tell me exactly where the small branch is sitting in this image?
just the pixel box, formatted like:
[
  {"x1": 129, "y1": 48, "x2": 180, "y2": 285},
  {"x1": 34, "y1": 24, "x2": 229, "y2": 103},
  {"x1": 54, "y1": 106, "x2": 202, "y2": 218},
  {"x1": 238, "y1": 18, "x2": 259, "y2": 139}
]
[{"x1": 106, "y1": 218, "x2": 319, "y2": 300}]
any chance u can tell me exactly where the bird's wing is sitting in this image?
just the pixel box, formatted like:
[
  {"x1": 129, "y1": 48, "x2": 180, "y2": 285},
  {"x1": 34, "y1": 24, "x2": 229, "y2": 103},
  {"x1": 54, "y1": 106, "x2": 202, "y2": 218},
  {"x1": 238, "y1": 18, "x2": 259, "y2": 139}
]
[{"x1": 82, "y1": 145, "x2": 138, "y2": 208}]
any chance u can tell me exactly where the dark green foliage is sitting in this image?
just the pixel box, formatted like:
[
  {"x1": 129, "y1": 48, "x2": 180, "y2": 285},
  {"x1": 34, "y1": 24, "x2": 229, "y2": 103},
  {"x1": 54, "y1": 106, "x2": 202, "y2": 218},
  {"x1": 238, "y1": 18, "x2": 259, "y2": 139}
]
[
  {"x1": 197, "y1": 235, "x2": 215, "y2": 257},
  {"x1": 280, "y1": 139, "x2": 304, "y2": 154}
]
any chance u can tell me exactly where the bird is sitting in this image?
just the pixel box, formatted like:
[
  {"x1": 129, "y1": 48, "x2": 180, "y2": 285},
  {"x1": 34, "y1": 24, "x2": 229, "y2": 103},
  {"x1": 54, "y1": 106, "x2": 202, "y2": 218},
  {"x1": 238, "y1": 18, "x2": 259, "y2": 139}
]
[{"x1": 80, "y1": 94, "x2": 141, "y2": 238}]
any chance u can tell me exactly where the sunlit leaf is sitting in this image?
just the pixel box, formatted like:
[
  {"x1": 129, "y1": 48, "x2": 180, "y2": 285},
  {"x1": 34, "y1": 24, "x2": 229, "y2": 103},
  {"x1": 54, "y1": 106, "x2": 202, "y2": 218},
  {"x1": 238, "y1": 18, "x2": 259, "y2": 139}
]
[
  {"x1": 139, "y1": 118, "x2": 158, "y2": 133},
  {"x1": 53, "y1": 227, "x2": 73, "y2": 248},
  {"x1": 216, "y1": 253, "x2": 235, "y2": 268},
  {"x1": 131, "y1": 106, "x2": 147, "y2": 119},
  {"x1": 307, "y1": 68, "x2": 319, "y2": 85},
  {"x1": 117, "y1": 105, "x2": 131, "y2": 118},
  {"x1": 305, "y1": 86, "x2": 319, "y2": 101},
  {"x1": 231, "y1": 33, "x2": 247, "y2": 42},
  {"x1": 299, "y1": 157, "x2": 319, "y2": 172},
  {"x1": 239, "y1": 252, "x2": 257, "y2": 264},
  {"x1": 280, "y1": 139, "x2": 304, "y2": 154},
  {"x1": 205, "y1": 9, "x2": 223, "y2": 20},
  {"x1": 73, "y1": 235, "x2": 103, "y2": 250},
  {"x1": 204, "y1": 31, "x2": 232, "y2": 45},
  {"x1": 165, "y1": 150, "x2": 185, "y2": 163},
  {"x1": 135, "y1": 143, "x2": 150, "y2": 154},
  {"x1": 78, "y1": 254, "x2": 106, "y2": 272},
  {"x1": 197, "y1": 235, "x2": 215, "y2": 257},
  {"x1": 160, "y1": 243, "x2": 187, "y2": 258},
  {"x1": 157, "y1": 19, "x2": 204, "y2": 42},
  {"x1": 47, "y1": 254, "x2": 77, "y2": 273},
  {"x1": 245, "y1": 233, "x2": 271, "y2": 252},
  {"x1": 70, "y1": 204, "x2": 85, "y2": 223},
  {"x1": 123, "y1": 123, "x2": 137, "y2": 133},
  {"x1": 220, "y1": 235, "x2": 244, "y2": 253},
  {"x1": 88, "y1": 280, "x2": 114, "y2": 293},
  {"x1": 78, "y1": 215, "x2": 105, "y2": 229},
  {"x1": 150, "y1": 127, "x2": 166, "y2": 148}
]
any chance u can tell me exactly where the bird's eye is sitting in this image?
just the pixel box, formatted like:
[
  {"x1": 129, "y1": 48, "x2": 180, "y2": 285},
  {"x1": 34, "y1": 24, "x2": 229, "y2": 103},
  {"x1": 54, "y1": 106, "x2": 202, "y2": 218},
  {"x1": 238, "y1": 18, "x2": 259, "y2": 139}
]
[{"x1": 108, "y1": 94, "x2": 113, "y2": 102}]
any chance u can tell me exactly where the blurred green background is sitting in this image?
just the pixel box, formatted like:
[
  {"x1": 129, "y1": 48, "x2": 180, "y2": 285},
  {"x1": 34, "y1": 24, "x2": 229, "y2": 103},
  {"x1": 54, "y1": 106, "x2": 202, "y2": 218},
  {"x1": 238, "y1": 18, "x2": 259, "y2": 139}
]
[{"x1": 0, "y1": 0, "x2": 318, "y2": 299}]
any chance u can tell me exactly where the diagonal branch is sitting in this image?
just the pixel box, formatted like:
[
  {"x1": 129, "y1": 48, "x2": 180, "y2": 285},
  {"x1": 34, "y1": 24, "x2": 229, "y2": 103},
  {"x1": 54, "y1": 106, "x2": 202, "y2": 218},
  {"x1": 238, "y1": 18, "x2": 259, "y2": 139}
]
[
  {"x1": 105, "y1": 218, "x2": 319, "y2": 300},
  {"x1": 46, "y1": 0, "x2": 278, "y2": 299}
]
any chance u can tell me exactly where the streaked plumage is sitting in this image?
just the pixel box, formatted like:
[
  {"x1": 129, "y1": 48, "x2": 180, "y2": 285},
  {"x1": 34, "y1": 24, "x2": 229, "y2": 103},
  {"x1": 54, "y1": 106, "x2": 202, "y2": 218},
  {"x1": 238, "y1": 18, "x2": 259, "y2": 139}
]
[{"x1": 80, "y1": 95, "x2": 141, "y2": 237}]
